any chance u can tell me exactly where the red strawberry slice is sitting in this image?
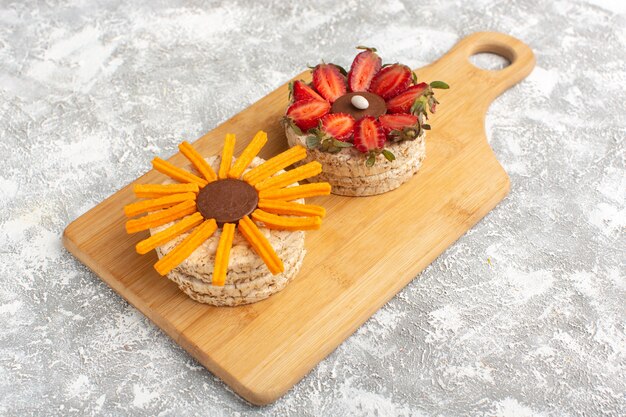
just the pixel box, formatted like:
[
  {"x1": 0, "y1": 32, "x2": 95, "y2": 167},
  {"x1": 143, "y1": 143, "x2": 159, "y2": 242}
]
[
  {"x1": 312, "y1": 64, "x2": 347, "y2": 103},
  {"x1": 286, "y1": 99, "x2": 330, "y2": 131},
  {"x1": 353, "y1": 116, "x2": 386, "y2": 153},
  {"x1": 385, "y1": 82, "x2": 428, "y2": 113},
  {"x1": 369, "y1": 64, "x2": 412, "y2": 100},
  {"x1": 379, "y1": 114, "x2": 419, "y2": 135},
  {"x1": 348, "y1": 48, "x2": 382, "y2": 92},
  {"x1": 292, "y1": 80, "x2": 324, "y2": 102},
  {"x1": 320, "y1": 113, "x2": 356, "y2": 141}
]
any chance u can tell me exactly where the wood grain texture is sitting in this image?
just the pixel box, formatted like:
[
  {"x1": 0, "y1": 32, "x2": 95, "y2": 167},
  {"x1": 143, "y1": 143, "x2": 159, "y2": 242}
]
[{"x1": 63, "y1": 32, "x2": 535, "y2": 405}]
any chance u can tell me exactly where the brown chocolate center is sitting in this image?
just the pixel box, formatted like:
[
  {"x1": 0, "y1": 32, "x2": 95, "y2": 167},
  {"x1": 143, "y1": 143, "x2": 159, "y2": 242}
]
[
  {"x1": 331, "y1": 91, "x2": 387, "y2": 120},
  {"x1": 196, "y1": 179, "x2": 258, "y2": 225}
]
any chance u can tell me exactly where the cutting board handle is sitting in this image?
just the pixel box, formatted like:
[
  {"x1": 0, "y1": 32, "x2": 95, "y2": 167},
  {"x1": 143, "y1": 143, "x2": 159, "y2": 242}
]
[{"x1": 429, "y1": 32, "x2": 536, "y2": 104}]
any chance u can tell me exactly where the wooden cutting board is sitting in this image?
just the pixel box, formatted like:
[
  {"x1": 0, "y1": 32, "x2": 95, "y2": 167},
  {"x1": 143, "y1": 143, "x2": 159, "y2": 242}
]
[{"x1": 63, "y1": 32, "x2": 535, "y2": 405}]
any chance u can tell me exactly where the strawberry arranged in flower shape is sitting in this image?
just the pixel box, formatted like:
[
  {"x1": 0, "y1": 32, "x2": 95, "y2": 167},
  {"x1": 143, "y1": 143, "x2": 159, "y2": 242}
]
[
  {"x1": 285, "y1": 46, "x2": 449, "y2": 166},
  {"x1": 354, "y1": 116, "x2": 395, "y2": 167},
  {"x1": 305, "y1": 113, "x2": 356, "y2": 153},
  {"x1": 369, "y1": 64, "x2": 412, "y2": 99},
  {"x1": 286, "y1": 99, "x2": 330, "y2": 131},
  {"x1": 291, "y1": 80, "x2": 325, "y2": 102},
  {"x1": 348, "y1": 47, "x2": 382, "y2": 92}
]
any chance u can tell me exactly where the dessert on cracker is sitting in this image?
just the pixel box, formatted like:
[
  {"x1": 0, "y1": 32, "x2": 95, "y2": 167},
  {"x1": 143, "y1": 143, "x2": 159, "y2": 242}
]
[
  {"x1": 283, "y1": 46, "x2": 448, "y2": 196},
  {"x1": 124, "y1": 131, "x2": 330, "y2": 306}
]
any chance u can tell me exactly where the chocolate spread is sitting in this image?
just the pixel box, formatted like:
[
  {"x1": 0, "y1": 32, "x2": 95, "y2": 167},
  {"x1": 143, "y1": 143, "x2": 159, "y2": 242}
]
[
  {"x1": 330, "y1": 92, "x2": 387, "y2": 120},
  {"x1": 196, "y1": 179, "x2": 258, "y2": 224}
]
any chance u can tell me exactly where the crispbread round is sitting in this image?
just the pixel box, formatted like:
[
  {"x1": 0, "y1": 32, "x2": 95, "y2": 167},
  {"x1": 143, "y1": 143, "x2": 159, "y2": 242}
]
[
  {"x1": 150, "y1": 156, "x2": 306, "y2": 306},
  {"x1": 284, "y1": 122, "x2": 426, "y2": 196},
  {"x1": 167, "y1": 247, "x2": 305, "y2": 306}
]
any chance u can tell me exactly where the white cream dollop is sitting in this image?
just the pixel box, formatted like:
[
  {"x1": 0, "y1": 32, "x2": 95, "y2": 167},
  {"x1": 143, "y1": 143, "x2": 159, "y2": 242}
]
[{"x1": 351, "y1": 94, "x2": 369, "y2": 110}]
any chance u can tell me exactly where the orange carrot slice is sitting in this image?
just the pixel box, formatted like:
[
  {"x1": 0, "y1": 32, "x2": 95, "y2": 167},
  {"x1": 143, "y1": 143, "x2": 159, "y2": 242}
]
[
  {"x1": 243, "y1": 145, "x2": 307, "y2": 186},
  {"x1": 254, "y1": 161, "x2": 322, "y2": 191},
  {"x1": 251, "y1": 209, "x2": 321, "y2": 231},
  {"x1": 123, "y1": 192, "x2": 196, "y2": 218},
  {"x1": 125, "y1": 200, "x2": 197, "y2": 234},
  {"x1": 179, "y1": 141, "x2": 217, "y2": 182},
  {"x1": 135, "y1": 212, "x2": 204, "y2": 254},
  {"x1": 258, "y1": 183, "x2": 331, "y2": 201},
  {"x1": 238, "y1": 215, "x2": 283, "y2": 274},
  {"x1": 133, "y1": 183, "x2": 199, "y2": 199},
  {"x1": 257, "y1": 199, "x2": 326, "y2": 218},
  {"x1": 154, "y1": 219, "x2": 218, "y2": 276},
  {"x1": 152, "y1": 157, "x2": 208, "y2": 186},
  {"x1": 228, "y1": 131, "x2": 268, "y2": 179},
  {"x1": 212, "y1": 223, "x2": 235, "y2": 286},
  {"x1": 218, "y1": 133, "x2": 236, "y2": 179}
]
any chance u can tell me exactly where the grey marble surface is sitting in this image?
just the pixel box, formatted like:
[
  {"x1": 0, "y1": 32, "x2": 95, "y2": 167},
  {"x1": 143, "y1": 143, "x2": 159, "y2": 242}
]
[{"x1": 1, "y1": 0, "x2": 625, "y2": 415}]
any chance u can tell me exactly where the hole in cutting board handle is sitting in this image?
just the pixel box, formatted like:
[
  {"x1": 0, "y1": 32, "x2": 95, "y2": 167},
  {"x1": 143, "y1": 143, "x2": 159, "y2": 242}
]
[
  {"x1": 445, "y1": 32, "x2": 535, "y2": 101},
  {"x1": 462, "y1": 36, "x2": 520, "y2": 73},
  {"x1": 469, "y1": 52, "x2": 511, "y2": 71}
]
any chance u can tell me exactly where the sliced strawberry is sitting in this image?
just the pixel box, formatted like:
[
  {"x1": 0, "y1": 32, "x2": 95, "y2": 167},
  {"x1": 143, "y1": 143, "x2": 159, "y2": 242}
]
[
  {"x1": 292, "y1": 80, "x2": 324, "y2": 102},
  {"x1": 385, "y1": 82, "x2": 428, "y2": 113},
  {"x1": 353, "y1": 116, "x2": 386, "y2": 153},
  {"x1": 368, "y1": 64, "x2": 412, "y2": 100},
  {"x1": 312, "y1": 64, "x2": 347, "y2": 103},
  {"x1": 320, "y1": 113, "x2": 355, "y2": 141},
  {"x1": 348, "y1": 47, "x2": 382, "y2": 92},
  {"x1": 379, "y1": 113, "x2": 419, "y2": 135},
  {"x1": 286, "y1": 99, "x2": 330, "y2": 132}
]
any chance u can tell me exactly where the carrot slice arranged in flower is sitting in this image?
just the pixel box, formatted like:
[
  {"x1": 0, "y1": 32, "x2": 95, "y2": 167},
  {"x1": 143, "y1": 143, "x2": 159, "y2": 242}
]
[
  {"x1": 252, "y1": 209, "x2": 321, "y2": 231},
  {"x1": 135, "y1": 212, "x2": 204, "y2": 255},
  {"x1": 133, "y1": 183, "x2": 199, "y2": 199},
  {"x1": 212, "y1": 223, "x2": 235, "y2": 286},
  {"x1": 218, "y1": 134, "x2": 236, "y2": 179},
  {"x1": 258, "y1": 183, "x2": 331, "y2": 201},
  {"x1": 125, "y1": 200, "x2": 196, "y2": 233},
  {"x1": 242, "y1": 145, "x2": 307, "y2": 186},
  {"x1": 123, "y1": 193, "x2": 196, "y2": 218},
  {"x1": 228, "y1": 131, "x2": 268, "y2": 179},
  {"x1": 254, "y1": 161, "x2": 322, "y2": 191},
  {"x1": 257, "y1": 199, "x2": 326, "y2": 218},
  {"x1": 152, "y1": 157, "x2": 207, "y2": 187},
  {"x1": 154, "y1": 219, "x2": 217, "y2": 276},
  {"x1": 179, "y1": 141, "x2": 217, "y2": 182},
  {"x1": 238, "y1": 216, "x2": 283, "y2": 275}
]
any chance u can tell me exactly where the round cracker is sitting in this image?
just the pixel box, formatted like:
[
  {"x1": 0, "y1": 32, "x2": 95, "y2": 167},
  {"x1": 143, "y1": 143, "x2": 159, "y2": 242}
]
[{"x1": 285, "y1": 123, "x2": 426, "y2": 196}]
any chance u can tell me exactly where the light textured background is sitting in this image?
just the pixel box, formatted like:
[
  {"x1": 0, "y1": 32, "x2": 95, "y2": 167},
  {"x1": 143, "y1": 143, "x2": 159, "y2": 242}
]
[{"x1": 1, "y1": 0, "x2": 625, "y2": 415}]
